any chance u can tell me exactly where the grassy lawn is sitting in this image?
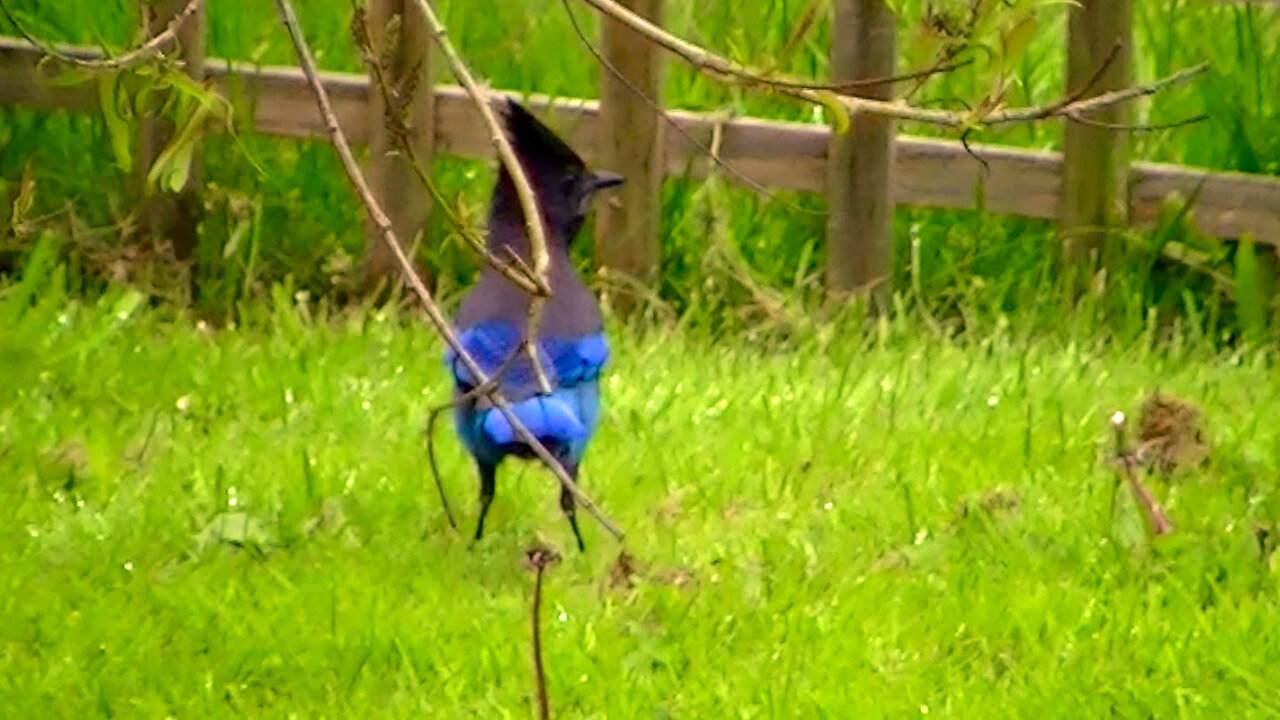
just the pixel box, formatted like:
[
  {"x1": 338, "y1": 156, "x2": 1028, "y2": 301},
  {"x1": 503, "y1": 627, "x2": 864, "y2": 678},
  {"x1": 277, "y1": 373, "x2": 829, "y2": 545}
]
[{"x1": 4, "y1": 253, "x2": 1280, "y2": 717}]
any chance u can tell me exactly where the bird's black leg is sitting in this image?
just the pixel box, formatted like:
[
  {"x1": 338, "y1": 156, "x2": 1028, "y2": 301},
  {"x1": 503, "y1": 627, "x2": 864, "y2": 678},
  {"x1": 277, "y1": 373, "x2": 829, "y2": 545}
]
[
  {"x1": 472, "y1": 461, "x2": 497, "y2": 544},
  {"x1": 558, "y1": 457, "x2": 586, "y2": 552}
]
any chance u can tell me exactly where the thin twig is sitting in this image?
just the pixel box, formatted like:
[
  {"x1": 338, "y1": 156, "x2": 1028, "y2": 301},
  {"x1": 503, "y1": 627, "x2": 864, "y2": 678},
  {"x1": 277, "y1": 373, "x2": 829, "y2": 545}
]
[
  {"x1": 524, "y1": 546, "x2": 561, "y2": 720},
  {"x1": 407, "y1": 0, "x2": 555, "y2": 396},
  {"x1": 1065, "y1": 110, "x2": 1208, "y2": 133},
  {"x1": 749, "y1": 57, "x2": 975, "y2": 94},
  {"x1": 0, "y1": 0, "x2": 202, "y2": 70},
  {"x1": 1111, "y1": 412, "x2": 1174, "y2": 538},
  {"x1": 559, "y1": 0, "x2": 822, "y2": 217},
  {"x1": 1047, "y1": 39, "x2": 1124, "y2": 116},
  {"x1": 988, "y1": 65, "x2": 1209, "y2": 125},
  {"x1": 272, "y1": 0, "x2": 625, "y2": 542},
  {"x1": 424, "y1": 338, "x2": 531, "y2": 531},
  {"x1": 575, "y1": 0, "x2": 1207, "y2": 129}
]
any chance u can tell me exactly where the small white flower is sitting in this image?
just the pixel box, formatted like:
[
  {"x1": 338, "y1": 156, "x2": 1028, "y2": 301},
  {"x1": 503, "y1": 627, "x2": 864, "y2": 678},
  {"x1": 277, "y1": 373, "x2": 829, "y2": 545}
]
[
  {"x1": 123, "y1": 562, "x2": 134, "y2": 572},
  {"x1": 175, "y1": 395, "x2": 191, "y2": 412},
  {"x1": 987, "y1": 395, "x2": 999, "y2": 407},
  {"x1": 1111, "y1": 410, "x2": 1126, "y2": 426}
]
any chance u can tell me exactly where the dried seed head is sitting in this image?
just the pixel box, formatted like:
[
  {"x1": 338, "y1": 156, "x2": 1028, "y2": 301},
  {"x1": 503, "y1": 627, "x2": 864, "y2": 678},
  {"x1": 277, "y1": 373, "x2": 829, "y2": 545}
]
[
  {"x1": 523, "y1": 543, "x2": 561, "y2": 572},
  {"x1": 1136, "y1": 391, "x2": 1207, "y2": 475}
]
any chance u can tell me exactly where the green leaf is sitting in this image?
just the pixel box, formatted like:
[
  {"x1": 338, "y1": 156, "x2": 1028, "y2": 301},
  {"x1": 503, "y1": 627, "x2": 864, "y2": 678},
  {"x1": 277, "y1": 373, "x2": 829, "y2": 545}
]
[
  {"x1": 111, "y1": 289, "x2": 145, "y2": 322},
  {"x1": 47, "y1": 67, "x2": 96, "y2": 88},
  {"x1": 1234, "y1": 233, "x2": 1268, "y2": 342},
  {"x1": 11, "y1": 161, "x2": 37, "y2": 227},
  {"x1": 1000, "y1": 14, "x2": 1039, "y2": 72},
  {"x1": 145, "y1": 102, "x2": 211, "y2": 193},
  {"x1": 223, "y1": 215, "x2": 252, "y2": 260},
  {"x1": 163, "y1": 137, "x2": 196, "y2": 193},
  {"x1": 96, "y1": 74, "x2": 133, "y2": 173},
  {"x1": 195, "y1": 512, "x2": 277, "y2": 550},
  {"x1": 814, "y1": 91, "x2": 851, "y2": 135}
]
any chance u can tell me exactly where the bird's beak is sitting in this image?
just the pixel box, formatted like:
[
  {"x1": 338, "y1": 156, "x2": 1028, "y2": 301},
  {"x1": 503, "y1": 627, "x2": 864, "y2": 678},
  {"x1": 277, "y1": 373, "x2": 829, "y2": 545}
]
[{"x1": 587, "y1": 171, "x2": 625, "y2": 193}]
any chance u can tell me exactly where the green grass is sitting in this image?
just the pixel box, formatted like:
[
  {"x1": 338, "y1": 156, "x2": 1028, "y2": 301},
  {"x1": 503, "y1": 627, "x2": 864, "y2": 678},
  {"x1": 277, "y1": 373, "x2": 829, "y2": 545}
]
[
  {"x1": 1, "y1": 0, "x2": 1279, "y2": 335},
  {"x1": 5, "y1": 247, "x2": 1280, "y2": 717}
]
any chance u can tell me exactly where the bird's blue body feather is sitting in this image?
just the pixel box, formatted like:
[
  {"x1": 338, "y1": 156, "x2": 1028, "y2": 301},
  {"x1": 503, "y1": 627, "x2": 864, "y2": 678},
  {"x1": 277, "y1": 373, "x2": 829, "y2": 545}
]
[{"x1": 445, "y1": 321, "x2": 608, "y2": 466}]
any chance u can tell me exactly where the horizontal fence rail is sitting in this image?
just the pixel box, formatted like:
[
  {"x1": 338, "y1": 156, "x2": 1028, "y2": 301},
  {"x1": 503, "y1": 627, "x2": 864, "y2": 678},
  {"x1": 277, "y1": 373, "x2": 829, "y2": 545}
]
[{"x1": 2, "y1": 36, "x2": 1279, "y2": 249}]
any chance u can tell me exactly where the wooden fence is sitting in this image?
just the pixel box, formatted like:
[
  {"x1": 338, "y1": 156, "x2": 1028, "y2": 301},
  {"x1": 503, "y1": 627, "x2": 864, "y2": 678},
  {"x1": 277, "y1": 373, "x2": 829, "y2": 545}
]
[{"x1": 2, "y1": 0, "x2": 1280, "y2": 302}]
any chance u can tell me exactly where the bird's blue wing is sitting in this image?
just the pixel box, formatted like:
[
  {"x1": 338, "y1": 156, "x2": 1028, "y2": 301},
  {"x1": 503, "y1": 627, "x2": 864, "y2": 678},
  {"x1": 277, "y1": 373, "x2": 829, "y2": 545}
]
[
  {"x1": 543, "y1": 333, "x2": 610, "y2": 387},
  {"x1": 445, "y1": 321, "x2": 524, "y2": 391},
  {"x1": 445, "y1": 324, "x2": 608, "y2": 391},
  {"x1": 480, "y1": 393, "x2": 587, "y2": 447},
  {"x1": 446, "y1": 324, "x2": 608, "y2": 462}
]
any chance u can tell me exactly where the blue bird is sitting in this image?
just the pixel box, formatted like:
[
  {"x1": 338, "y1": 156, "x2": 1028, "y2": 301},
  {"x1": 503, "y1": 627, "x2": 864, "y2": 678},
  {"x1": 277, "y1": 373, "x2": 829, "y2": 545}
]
[{"x1": 444, "y1": 99, "x2": 624, "y2": 551}]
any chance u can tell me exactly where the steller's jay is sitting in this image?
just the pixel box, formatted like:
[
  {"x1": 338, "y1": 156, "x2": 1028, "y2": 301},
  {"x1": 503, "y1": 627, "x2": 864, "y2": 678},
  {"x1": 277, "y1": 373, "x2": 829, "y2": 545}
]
[{"x1": 444, "y1": 99, "x2": 624, "y2": 551}]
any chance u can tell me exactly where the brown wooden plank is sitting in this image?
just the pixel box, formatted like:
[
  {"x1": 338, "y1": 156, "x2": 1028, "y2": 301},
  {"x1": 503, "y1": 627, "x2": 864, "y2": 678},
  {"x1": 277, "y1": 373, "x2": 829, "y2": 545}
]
[
  {"x1": 2, "y1": 37, "x2": 1278, "y2": 248},
  {"x1": 595, "y1": 0, "x2": 665, "y2": 304},
  {"x1": 826, "y1": 0, "x2": 896, "y2": 304},
  {"x1": 361, "y1": 0, "x2": 435, "y2": 284},
  {"x1": 136, "y1": 0, "x2": 205, "y2": 262},
  {"x1": 1061, "y1": 0, "x2": 1132, "y2": 262}
]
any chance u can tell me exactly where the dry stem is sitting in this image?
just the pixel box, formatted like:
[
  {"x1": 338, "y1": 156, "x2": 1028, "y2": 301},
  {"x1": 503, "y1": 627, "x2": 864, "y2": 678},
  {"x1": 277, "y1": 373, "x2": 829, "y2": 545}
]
[
  {"x1": 524, "y1": 546, "x2": 561, "y2": 720},
  {"x1": 350, "y1": 8, "x2": 545, "y2": 296},
  {"x1": 0, "y1": 0, "x2": 202, "y2": 70},
  {"x1": 273, "y1": 0, "x2": 624, "y2": 542},
  {"x1": 1111, "y1": 414, "x2": 1174, "y2": 538},
  {"x1": 408, "y1": 0, "x2": 554, "y2": 395}
]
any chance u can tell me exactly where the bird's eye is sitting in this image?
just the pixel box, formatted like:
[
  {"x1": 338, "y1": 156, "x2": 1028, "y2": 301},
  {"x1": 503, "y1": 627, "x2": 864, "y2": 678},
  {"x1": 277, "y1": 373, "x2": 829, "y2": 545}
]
[{"x1": 561, "y1": 175, "x2": 578, "y2": 195}]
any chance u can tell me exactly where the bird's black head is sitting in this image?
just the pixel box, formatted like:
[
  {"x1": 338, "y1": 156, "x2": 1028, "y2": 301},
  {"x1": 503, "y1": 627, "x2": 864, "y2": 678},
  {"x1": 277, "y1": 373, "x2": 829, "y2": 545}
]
[{"x1": 492, "y1": 99, "x2": 625, "y2": 247}]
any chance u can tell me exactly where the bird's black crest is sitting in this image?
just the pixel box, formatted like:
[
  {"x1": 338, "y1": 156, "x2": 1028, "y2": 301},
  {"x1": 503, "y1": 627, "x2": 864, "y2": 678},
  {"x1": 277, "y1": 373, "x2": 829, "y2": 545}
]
[{"x1": 499, "y1": 98, "x2": 587, "y2": 175}]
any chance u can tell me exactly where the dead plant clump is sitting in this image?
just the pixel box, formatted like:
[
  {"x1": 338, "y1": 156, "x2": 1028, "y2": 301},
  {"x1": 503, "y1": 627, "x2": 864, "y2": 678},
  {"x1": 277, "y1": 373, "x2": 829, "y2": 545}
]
[{"x1": 1135, "y1": 391, "x2": 1208, "y2": 475}]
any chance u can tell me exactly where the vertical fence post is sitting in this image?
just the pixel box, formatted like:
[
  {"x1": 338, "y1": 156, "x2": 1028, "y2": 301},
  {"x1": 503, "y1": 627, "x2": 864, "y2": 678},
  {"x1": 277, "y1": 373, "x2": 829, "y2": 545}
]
[
  {"x1": 826, "y1": 0, "x2": 896, "y2": 309},
  {"x1": 362, "y1": 0, "x2": 435, "y2": 285},
  {"x1": 596, "y1": 0, "x2": 664, "y2": 312},
  {"x1": 1061, "y1": 0, "x2": 1132, "y2": 265},
  {"x1": 137, "y1": 0, "x2": 204, "y2": 263}
]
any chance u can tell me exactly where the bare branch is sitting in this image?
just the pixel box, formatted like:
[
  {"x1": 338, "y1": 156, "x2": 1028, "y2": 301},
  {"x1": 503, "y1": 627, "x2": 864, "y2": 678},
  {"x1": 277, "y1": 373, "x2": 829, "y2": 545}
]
[
  {"x1": 1052, "y1": 40, "x2": 1124, "y2": 114},
  {"x1": 575, "y1": 0, "x2": 1207, "y2": 129},
  {"x1": 1111, "y1": 413, "x2": 1174, "y2": 538},
  {"x1": 0, "y1": 0, "x2": 202, "y2": 70},
  {"x1": 745, "y1": 57, "x2": 976, "y2": 94},
  {"x1": 524, "y1": 545, "x2": 561, "y2": 720},
  {"x1": 1066, "y1": 111, "x2": 1208, "y2": 133},
  {"x1": 272, "y1": 0, "x2": 625, "y2": 542},
  {"x1": 987, "y1": 64, "x2": 1208, "y2": 125},
  {"x1": 407, "y1": 0, "x2": 555, "y2": 396}
]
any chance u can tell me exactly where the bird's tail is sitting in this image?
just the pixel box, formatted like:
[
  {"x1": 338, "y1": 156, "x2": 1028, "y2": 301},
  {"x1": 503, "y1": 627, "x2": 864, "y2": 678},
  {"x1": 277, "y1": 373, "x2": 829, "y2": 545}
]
[{"x1": 480, "y1": 391, "x2": 587, "y2": 447}]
